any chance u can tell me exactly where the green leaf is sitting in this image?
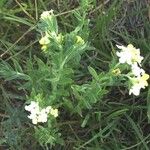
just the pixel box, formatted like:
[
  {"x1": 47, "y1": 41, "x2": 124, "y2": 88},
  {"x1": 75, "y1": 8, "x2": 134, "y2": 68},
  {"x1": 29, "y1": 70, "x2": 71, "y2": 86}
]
[
  {"x1": 81, "y1": 114, "x2": 90, "y2": 128},
  {"x1": 88, "y1": 66, "x2": 99, "y2": 80}
]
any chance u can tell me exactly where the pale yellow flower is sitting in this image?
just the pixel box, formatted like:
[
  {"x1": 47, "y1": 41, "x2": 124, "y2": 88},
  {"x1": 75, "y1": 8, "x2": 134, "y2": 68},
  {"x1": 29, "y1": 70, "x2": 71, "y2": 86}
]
[
  {"x1": 50, "y1": 108, "x2": 58, "y2": 118},
  {"x1": 39, "y1": 35, "x2": 50, "y2": 45},
  {"x1": 138, "y1": 73, "x2": 149, "y2": 88},
  {"x1": 76, "y1": 36, "x2": 85, "y2": 44},
  {"x1": 112, "y1": 68, "x2": 121, "y2": 75},
  {"x1": 129, "y1": 73, "x2": 149, "y2": 96},
  {"x1": 56, "y1": 34, "x2": 64, "y2": 43}
]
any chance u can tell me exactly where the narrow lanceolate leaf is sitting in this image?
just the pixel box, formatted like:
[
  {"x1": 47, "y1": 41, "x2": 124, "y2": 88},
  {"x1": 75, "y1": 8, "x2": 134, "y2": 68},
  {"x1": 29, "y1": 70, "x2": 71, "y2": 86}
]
[
  {"x1": 0, "y1": 61, "x2": 30, "y2": 81},
  {"x1": 88, "y1": 66, "x2": 99, "y2": 80}
]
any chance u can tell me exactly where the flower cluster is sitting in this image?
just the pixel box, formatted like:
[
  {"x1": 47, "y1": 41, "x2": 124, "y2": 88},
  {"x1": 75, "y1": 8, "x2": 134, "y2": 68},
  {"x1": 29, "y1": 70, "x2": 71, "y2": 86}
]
[
  {"x1": 25, "y1": 101, "x2": 58, "y2": 124},
  {"x1": 39, "y1": 10, "x2": 57, "y2": 51},
  {"x1": 116, "y1": 44, "x2": 143, "y2": 65},
  {"x1": 116, "y1": 44, "x2": 149, "y2": 96},
  {"x1": 39, "y1": 32, "x2": 50, "y2": 51},
  {"x1": 39, "y1": 10, "x2": 85, "y2": 53}
]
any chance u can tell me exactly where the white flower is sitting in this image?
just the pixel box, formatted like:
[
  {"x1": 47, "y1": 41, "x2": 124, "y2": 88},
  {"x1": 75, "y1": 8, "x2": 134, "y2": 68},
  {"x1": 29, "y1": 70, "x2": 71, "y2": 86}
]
[
  {"x1": 32, "y1": 118, "x2": 38, "y2": 124},
  {"x1": 25, "y1": 101, "x2": 40, "y2": 124},
  {"x1": 37, "y1": 109, "x2": 48, "y2": 123},
  {"x1": 25, "y1": 101, "x2": 39, "y2": 112},
  {"x1": 116, "y1": 48, "x2": 132, "y2": 64},
  {"x1": 40, "y1": 10, "x2": 54, "y2": 20},
  {"x1": 45, "y1": 106, "x2": 52, "y2": 113},
  {"x1": 28, "y1": 113, "x2": 38, "y2": 124},
  {"x1": 131, "y1": 63, "x2": 145, "y2": 77},
  {"x1": 116, "y1": 44, "x2": 143, "y2": 65},
  {"x1": 129, "y1": 84, "x2": 141, "y2": 96}
]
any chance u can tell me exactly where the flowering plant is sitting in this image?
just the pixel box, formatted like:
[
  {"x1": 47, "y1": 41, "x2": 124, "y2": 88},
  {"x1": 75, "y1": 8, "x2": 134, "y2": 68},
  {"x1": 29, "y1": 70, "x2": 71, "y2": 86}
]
[
  {"x1": 0, "y1": 7, "x2": 149, "y2": 148},
  {"x1": 23, "y1": 10, "x2": 149, "y2": 146}
]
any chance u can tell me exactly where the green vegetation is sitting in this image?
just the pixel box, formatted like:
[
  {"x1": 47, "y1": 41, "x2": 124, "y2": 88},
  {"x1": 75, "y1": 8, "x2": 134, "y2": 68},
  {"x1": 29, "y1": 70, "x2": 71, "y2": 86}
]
[{"x1": 0, "y1": 0, "x2": 150, "y2": 149}]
